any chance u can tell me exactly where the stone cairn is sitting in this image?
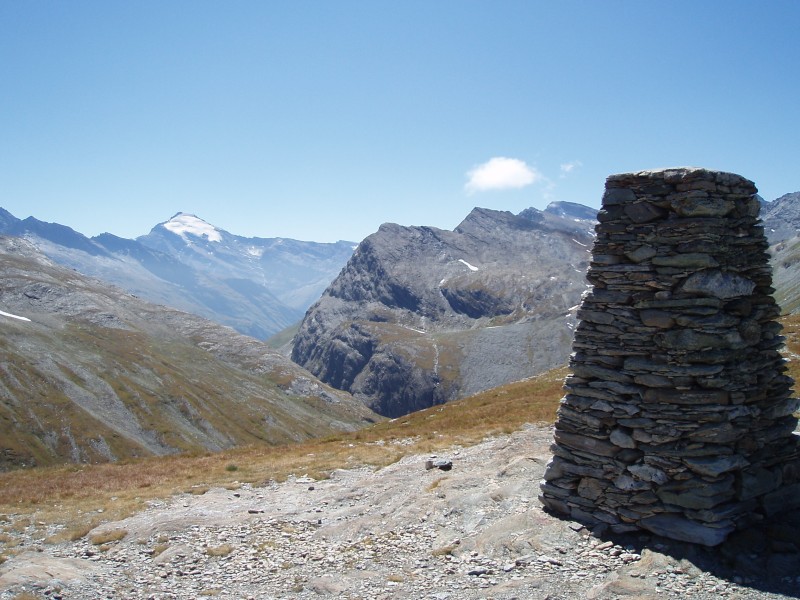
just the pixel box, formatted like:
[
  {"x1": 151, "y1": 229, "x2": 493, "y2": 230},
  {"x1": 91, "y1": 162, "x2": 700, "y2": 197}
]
[{"x1": 539, "y1": 167, "x2": 800, "y2": 546}]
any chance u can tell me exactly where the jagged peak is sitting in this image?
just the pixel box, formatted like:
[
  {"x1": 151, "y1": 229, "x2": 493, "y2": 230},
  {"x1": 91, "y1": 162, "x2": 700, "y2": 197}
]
[{"x1": 454, "y1": 207, "x2": 519, "y2": 234}]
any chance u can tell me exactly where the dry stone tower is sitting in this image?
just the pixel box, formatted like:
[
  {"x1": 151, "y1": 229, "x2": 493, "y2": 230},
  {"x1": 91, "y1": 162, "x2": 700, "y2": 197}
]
[{"x1": 539, "y1": 167, "x2": 800, "y2": 546}]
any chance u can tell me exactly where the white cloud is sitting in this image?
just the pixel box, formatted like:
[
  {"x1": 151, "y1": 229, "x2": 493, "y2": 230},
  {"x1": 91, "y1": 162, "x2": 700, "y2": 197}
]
[
  {"x1": 559, "y1": 160, "x2": 583, "y2": 177},
  {"x1": 465, "y1": 157, "x2": 541, "y2": 194}
]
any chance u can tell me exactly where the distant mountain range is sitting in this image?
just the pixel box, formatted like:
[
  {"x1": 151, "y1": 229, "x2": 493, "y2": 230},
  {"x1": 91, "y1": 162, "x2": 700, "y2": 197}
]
[
  {"x1": 3, "y1": 191, "x2": 798, "y2": 345},
  {"x1": 2, "y1": 188, "x2": 799, "y2": 436},
  {"x1": 0, "y1": 236, "x2": 377, "y2": 470},
  {"x1": 0, "y1": 209, "x2": 355, "y2": 339}
]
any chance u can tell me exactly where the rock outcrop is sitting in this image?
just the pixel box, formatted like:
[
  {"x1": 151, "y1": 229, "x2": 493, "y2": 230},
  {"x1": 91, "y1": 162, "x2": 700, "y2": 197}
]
[
  {"x1": 540, "y1": 168, "x2": 800, "y2": 546},
  {"x1": 291, "y1": 206, "x2": 594, "y2": 417}
]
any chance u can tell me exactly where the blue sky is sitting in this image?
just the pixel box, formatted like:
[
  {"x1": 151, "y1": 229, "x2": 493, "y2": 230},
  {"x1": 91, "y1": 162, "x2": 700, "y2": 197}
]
[{"x1": 1, "y1": 1, "x2": 798, "y2": 243}]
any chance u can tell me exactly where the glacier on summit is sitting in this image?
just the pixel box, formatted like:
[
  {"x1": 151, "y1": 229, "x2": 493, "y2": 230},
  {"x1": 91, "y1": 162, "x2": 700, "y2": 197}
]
[{"x1": 162, "y1": 213, "x2": 223, "y2": 242}]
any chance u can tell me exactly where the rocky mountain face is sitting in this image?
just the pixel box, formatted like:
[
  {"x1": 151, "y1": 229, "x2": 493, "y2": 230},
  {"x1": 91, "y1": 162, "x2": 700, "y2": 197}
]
[
  {"x1": 291, "y1": 204, "x2": 596, "y2": 417},
  {"x1": 0, "y1": 210, "x2": 355, "y2": 339},
  {"x1": 0, "y1": 236, "x2": 377, "y2": 470},
  {"x1": 4, "y1": 188, "x2": 799, "y2": 447},
  {"x1": 771, "y1": 237, "x2": 800, "y2": 313},
  {"x1": 762, "y1": 192, "x2": 800, "y2": 244},
  {"x1": 292, "y1": 192, "x2": 800, "y2": 418},
  {"x1": 763, "y1": 192, "x2": 800, "y2": 313}
]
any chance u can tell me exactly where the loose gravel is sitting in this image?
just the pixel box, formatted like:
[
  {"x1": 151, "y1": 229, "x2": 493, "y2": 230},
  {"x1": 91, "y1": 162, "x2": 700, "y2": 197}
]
[{"x1": 2, "y1": 425, "x2": 798, "y2": 599}]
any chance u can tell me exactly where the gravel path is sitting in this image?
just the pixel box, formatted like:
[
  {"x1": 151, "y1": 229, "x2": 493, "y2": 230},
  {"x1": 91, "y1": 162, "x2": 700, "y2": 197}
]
[{"x1": 2, "y1": 424, "x2": 799, "y2": 599}]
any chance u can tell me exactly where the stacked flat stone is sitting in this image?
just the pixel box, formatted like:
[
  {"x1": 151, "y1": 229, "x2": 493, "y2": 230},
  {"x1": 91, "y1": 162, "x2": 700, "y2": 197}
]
[{"x1": 539, "y1": 167, "x2": 800, "y2": 546}]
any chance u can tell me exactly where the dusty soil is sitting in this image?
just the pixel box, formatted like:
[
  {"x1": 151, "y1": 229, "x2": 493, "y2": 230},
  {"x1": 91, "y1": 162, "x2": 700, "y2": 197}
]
[{"x1": 1, "y1": 424, "x2": 799, "y2": 599}]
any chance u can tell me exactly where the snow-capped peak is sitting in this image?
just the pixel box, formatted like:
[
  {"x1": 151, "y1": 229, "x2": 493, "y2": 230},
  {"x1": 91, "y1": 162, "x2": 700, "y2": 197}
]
[{"x1": 163, "y1": 213, "x2": 222, "y2": 243}]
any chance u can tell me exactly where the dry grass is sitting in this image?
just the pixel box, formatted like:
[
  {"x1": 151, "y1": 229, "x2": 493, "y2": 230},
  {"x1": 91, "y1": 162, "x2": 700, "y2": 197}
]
[
  {"x1": 0, "y1": 532, "x2": 15, "y2": 545},
  {"x1": 4, "y1": 308, "x2": 795, "y2": 545},
  {"x1": 780, "y1": 315, "x2": 800, "y2": 419},
  {"x1": 0, "y1": 367, "x2": 566, "y2": 537},
  {"x1": 779, "y1": 314, "x2": 800, "y2": 379},
  {"x1": 11, "y1": 304, "x2": 792, "y2": 543},
  {"x1": 431, "y1": 543, "x2": 458, "y2": 556},
  {"x1": 89, "y1": 528, "x2": 128, "y2": 545},
  {"x1": 426, "y1": 476, "x2": 447, "y2": 492},
  {"x1": 206, "y1": 543, "x2": 234, "y2": 557}
]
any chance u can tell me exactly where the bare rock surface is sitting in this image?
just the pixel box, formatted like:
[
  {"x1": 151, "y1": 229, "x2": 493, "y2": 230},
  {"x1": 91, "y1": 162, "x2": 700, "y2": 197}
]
[
  {"x1": 291, "y1": 205, "x2": 594, "y2": 417},
  {"x1": 2, "y1": 424, "x2": 799, "y2": 599}
]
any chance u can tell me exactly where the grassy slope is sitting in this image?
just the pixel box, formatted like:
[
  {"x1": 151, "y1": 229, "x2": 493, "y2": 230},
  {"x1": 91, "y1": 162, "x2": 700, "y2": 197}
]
[
  {"x1": 0, "y1": 366, "x2": 566, "y2": 544},
  {"x1": 264, "y1": 321, "x2": 300, "y2": 350},
  {"x1": 0, "y1": 242, "x2": 377, "y2": 470},
  {"x1": 0, "y1": 318, "x2": 373, "y2": 468},
  {"x1": 778, "y1": 313, "x2": 800, "y2": 383}
]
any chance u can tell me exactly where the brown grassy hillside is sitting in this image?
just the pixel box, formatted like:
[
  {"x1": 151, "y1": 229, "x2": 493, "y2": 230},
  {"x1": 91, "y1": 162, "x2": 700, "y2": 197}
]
[{"x1": 0, "y1": 367, "x2": 566, "y2": 545}]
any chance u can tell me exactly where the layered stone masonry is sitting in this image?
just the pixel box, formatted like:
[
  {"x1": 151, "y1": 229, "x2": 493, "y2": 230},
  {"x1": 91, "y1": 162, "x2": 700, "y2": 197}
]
[{"x1": 539, "y1": 167, "x2": 800, "y2": 546}]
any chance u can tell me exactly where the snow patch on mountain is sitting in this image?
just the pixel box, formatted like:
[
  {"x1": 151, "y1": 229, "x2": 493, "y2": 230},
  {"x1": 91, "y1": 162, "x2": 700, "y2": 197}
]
[
  {"x1": 0, "y1": 309, "x2": 30, "y2": 322},
  {"x1": 164, "y1": 213, "x2": 222, "y2": 243},
  {"x1": 458, "y1": 259, "x2": 479, "y2": 271}
]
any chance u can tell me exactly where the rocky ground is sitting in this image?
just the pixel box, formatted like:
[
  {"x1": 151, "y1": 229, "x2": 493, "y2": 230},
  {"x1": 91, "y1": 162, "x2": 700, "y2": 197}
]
[{"x1": 1, "y1": 424, "x2": 799, "y2": 599}]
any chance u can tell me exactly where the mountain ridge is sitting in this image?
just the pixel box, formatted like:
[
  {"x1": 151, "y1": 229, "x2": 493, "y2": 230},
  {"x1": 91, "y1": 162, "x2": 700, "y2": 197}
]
[
  {"x1": 0, "y1": 210, "x2": 356, "y2": 339},
  {"x1": 291, "y1": 204, "x2": 594, "y2": 417},
  {"x1": 3, "y1": 190, "x2": 800, "y2": 466},
  {"x1": 291, "y1": 191, "x2": 800, "y2": 417},
  {"x1": 761, "y1": 191, "x2": 800, "y2": 244}
]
